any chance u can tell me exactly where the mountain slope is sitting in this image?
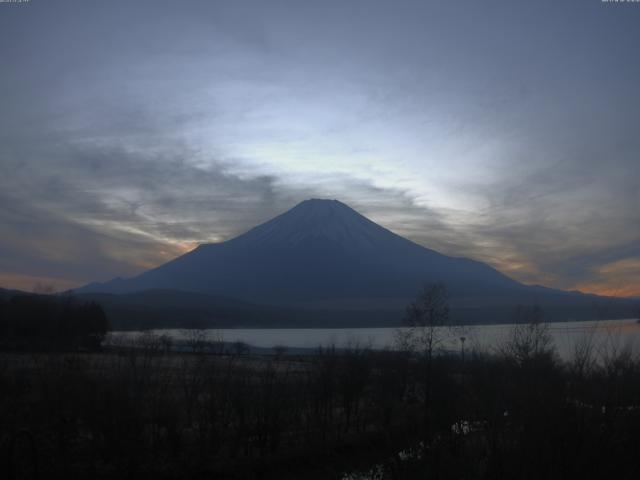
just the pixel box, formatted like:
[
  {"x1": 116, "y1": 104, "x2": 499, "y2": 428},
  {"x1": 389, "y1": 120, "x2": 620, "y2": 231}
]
[{"x1": 79, "y1": 199, "x2": 523, "y2": 305}]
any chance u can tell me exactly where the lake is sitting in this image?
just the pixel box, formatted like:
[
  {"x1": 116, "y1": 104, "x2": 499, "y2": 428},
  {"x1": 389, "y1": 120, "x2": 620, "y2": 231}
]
[{"x1": 110, "y1": 318, "x2": 640, "y2": 360}]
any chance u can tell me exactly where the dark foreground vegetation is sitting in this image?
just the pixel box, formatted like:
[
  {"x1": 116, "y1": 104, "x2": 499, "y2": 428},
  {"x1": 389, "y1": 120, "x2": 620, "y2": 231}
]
[
  {"x1": 0, "y1": 293, "x2": 109, "y2": 351},
  {"x1": 1, "y1": 325, "x2": 640, "y2": 479},
  {"x1": 1, "y1": 287, "x2": 640, "y2": 479}
]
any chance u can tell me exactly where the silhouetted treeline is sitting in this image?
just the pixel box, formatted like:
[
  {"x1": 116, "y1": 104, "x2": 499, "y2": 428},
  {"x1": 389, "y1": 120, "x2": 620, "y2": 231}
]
[
  {"x1": 1, "y1": 328, "x2": 640, "y2": 479},
  {"x1": 0, "y1": 293, "x2": 109, "y2": 351}
]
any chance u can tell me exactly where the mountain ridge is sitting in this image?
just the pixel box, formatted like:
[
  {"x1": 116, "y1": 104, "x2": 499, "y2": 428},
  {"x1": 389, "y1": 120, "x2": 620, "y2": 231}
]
[
  {"x1": 74, "y1": 199, "x2": 637, "y2": 325},
  {"x1": 79, "y1": 199, "x2": 521, "y2": 303}
]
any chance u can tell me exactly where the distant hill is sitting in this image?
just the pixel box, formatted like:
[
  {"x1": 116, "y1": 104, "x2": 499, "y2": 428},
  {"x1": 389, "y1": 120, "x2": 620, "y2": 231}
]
[
  {"x1": 2, "y1": 285, "x2": 635, "y2": 329},
  {"x1": 74, "y1": 199, "x2": 635, "y2": 326},
  {"x1": 73, "y1": 289, "x2": 406, "y2": 330}
]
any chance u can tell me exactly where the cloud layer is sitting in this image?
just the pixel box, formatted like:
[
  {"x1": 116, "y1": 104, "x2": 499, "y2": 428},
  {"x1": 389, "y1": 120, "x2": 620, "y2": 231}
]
[{"x1": 0, "y1": 0, "x2": 638, "y2": 296}]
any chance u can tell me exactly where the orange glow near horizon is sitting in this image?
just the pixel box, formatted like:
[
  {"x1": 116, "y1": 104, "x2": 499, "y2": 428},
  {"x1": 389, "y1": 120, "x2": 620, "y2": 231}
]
[
  {"x1": 483, "y1": 256, "x2": 640, "y2": 299},
  {"x1": 0, "y1": 242, "x2": 200, "y2": 294},
  {"x1": 570, "y1": 257, "x2": 640, "y2": 298},
  {"x1": 0, "y1": 272, "x2": 81, "y2": 293},
  {"x1": 128, "y1": 241, "x2": 199, "y2": 271},
  {"x1": 571, "y1": 283, "x2": 640, "y2": 298}
]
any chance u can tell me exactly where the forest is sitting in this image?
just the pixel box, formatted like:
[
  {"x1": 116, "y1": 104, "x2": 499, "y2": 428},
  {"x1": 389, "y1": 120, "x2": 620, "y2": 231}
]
[
  {"x1": 1, "y1": 293, "x2": 640, "y2": 479},
  {"x1": 0, "y1": 293, "x2": 109, "y2": 352}
]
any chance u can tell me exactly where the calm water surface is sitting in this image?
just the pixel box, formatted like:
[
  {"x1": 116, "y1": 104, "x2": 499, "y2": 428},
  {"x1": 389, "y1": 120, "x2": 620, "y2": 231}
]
[{"x1": 111, "y1": 318, "x2": 640, "y2": 360}]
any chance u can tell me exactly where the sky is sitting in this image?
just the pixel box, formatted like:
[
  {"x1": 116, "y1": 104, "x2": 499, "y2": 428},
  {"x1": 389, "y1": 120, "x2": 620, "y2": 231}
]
[{"x1": 0, "y1": 0, "x2": 638, "y2": 297}]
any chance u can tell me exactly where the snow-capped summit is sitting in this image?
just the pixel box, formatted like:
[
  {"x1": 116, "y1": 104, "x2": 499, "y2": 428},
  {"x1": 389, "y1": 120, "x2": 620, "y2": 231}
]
[{"x1": 228, "y1": 199, "x2": 416, "y2": 251}]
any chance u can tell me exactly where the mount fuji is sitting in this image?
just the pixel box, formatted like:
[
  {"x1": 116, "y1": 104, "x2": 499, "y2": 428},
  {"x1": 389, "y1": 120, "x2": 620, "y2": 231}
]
[
  {"x1": 78, "y1": 199, "x2": 633, "y2": 326},
  {"x1": 80, "y1": 199, "x2": 520, "y2": 302}
]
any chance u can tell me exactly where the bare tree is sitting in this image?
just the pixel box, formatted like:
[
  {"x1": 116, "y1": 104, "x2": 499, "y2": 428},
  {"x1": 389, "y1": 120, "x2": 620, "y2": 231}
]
[
  {"x1": 500, "y1": 305, "x2": 554, "y2": 365},
  {"x1": 183, "y1": 328, "x2": 210, "y2": 354},
  {"x1": 402, "y1": 283, "x2": 451, "y2": 438},
  {"x1": 404, "y1": 283, "x2": 451, "y2": 360},
  {"x1": 158, "y1": 334, "x2": 173, "y2": 354}
]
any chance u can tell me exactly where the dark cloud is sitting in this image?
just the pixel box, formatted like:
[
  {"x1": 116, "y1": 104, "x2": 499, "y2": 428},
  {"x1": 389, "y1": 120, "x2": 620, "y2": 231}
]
[
  {"x1": 0, "y1": 0, "x2": 638, "y2": 295},
  {"x1": 0, "y1": 136, "x2": 307, "y2": 284}
]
